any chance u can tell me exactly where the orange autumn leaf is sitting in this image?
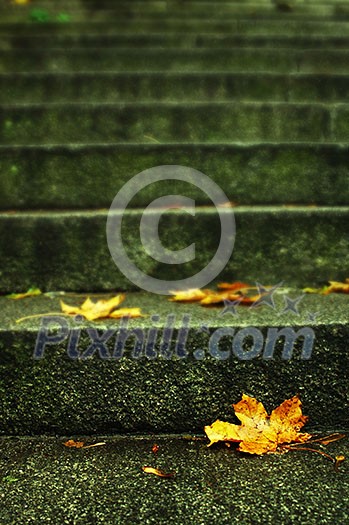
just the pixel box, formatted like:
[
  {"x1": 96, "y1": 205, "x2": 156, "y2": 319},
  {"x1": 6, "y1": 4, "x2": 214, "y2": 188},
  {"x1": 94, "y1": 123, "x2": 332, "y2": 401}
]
[
  {"x1": 200, "y1": 292, "x2": 262, "y2": 306},
  {"x1": 152, "y1": 444, "x2": 160, "y2": 454},
  {"x1": 169, "y1": 281, "x2": 266, "y2": 308},
  {"x1": 63, "y1": 439, "x2": 106, "y2": 449},
  {"x1": 323, "y1": 279, "x2": 349, "y2": 295},
  {"x1": 142, "y1": 466, "x2": 175, "y2": 478},
  {"x1": 205, "y1": 394, "x2": 311, "y2": 455},
  {"x1": 63, "y1": 439, "x2": 85, "y2": 448},
  {"x1": 60, "y1": 294, "x2": 143, "y2": 321},
  {"x1": 169, "y1": 288, "x2": 211, "y2": 302},
  {"x1": 217, "y1": 281, "x2": 254, "y2": 292}
]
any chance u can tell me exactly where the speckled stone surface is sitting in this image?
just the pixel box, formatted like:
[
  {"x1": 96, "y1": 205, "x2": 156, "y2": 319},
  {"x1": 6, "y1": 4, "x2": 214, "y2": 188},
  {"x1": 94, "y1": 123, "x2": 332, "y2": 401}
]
[
  {"x1": 0, "y1": 434, "x2": 348, "y2": 524},
  {"x1": 0, "y1": 291, "x2": 348, "y2": 434},
  {"x1": 0, "y1": 207, "x2": 348, "y2": 293}
]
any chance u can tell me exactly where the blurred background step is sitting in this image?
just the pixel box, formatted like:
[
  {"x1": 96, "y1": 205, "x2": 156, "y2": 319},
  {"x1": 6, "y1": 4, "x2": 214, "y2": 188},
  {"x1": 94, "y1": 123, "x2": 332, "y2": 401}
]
[
  {"x1": 0, "y1": 292, "x2": 348, "y2": 433},
  {"x1": 0, "y1": 3, "x2": 346, "y2": 22},
  {"x1": 1, "y1": 19, "x2": 349, "y2": 35},
  {"x1": 0, "y1": 101, "x2": 346, "y2": 144},
  {"x1": 1, "y1": 72, "x2": 349, "y2": 103},
  {"x1": 3, "y1": 32, "x2": 349, "y2": 49},
  {"x1": 0, "y1": 207, "x2": 347, "y2": 292},
  {"x1": 1, "y1": 143, "x2": 349, "y2": 209},
  {"x1": 2, "y1": 47, "x2": 349, "y2": 74}
]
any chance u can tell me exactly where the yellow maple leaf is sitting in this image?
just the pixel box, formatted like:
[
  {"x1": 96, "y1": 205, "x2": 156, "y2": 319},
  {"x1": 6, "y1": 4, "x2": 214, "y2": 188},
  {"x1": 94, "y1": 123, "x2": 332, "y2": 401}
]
[
  {"x1": 60, "y1": 294, "x2": 143, "y2": 321},
  {"x1": 169, "y1": 289, "x2": 211, "y2": 302},
  {"x1": 205, "y1": 394, "x2": 311, "y2": 454}
]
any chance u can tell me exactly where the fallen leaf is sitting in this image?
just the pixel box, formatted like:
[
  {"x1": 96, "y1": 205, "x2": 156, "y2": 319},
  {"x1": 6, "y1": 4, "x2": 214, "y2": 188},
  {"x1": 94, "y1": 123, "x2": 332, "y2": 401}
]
[
  {"x1": 142, "y1": 466, "x2": 175, "y2": 478},
  {"x1": 200, "y1": 292, "x2": 260, "y2": 306},
  {"x1": 335, "y1": 455, "x2": 346, "y2": 471},
  {"x1": 7, "y1": 287, "x2": 42, "y2": 300},
  {"x1": 303, "y1": 278, "x2": 349, "y2": 295},
  {"x1": 63, "y1": 440, "x2": 106, "y2": 449},
  {"x1": 205, "y1": 394, "x2": 311, "y2": 454},
  {"x1": 152, "y1": 444, "x2": 160, "y2": 454},
  {"x1": 169, "y1": 281, "x2": 265, "y2": 308},
  {"x1": 217, "y1": 281, "x2": 254, "y2": 292},
  {"x1": 13, "y1": 0, "x2": 30, "y2": 4},
  {"x1": 109, "y1": 307, "x2": 143, "y2": 319},
  {"x1": 169, "y1": 289, "x2": 211, "y2": 302},
  {"x1": 60, "y1": 294, "x2": 143, "y2": 321},
  {"x1": 323, "y1": 280, "x2": 349, "y2": 295},
  {"x1": 63, "y1": 439, "x2": 84, "y2": 448}
]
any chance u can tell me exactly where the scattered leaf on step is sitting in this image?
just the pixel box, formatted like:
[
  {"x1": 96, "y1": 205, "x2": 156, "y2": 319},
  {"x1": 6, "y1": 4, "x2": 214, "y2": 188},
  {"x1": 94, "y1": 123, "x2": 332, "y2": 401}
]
[
  {"x1": 7, "y1": 287, "x2": 42, "y2": 300},
  {"x1": 63, "y1": 440, "x2": 106, "y2": 449},
  {"x1": 109, "y1": 307, "x2": 143, "y2": 319},
  {"x1": 152, "y1": 444, "x2": 160, "y2": 454},
  {"x1": 205, "y1": 394, "x2": 311, "y2": 455},
  {"x1": 303, "y1": 278, "x2": 349, "y2": 295},
  {"x1": 63, "y1": 439, "x2": 85, "y2": 449},
  {"x1": 217, "y1": 281, "x2": 254, "y2": 292},
  {"x1": 335, "y1": 455, "x2": 346, "y2": 471},
  {"x1": 142, "y1": 466, "x2": 175, "y2": 478},
  {"x1": 169, "y1": 288, "x2": 211, "y2": 302},
  {"x1": 169, "y1": 281, "x2": 263, "y2": 307},
  {"x1": 323, "y1": 280, "x2": 349, "y2": 294},
  {"x1": 60, "y1": 294, "x2": 143, "y2": 321}
]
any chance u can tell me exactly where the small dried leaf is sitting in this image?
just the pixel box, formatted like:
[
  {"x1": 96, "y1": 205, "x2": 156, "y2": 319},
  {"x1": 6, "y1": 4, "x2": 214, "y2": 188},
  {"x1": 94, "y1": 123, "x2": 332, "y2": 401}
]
[
  {"x1": 152, "y1": 444, "x2": 160, "y2": 454},
  {"x1": 169, "y1": 289, "x2": 211, "y2": 302},
  {"x1": 217, "y1": 281, "x2": 253, "y2": 292},
  {"x1": 323, "y1": 280, "x2": 349, "y2": 295},
  {"x1": 109, "y1": 307, "x2": 143, "y2": 319},
  {"x1": 304, "y1": 279, "x2": 349, "y2": 295},
  {"x1": 142, "y1": 466, "x2": 175, "y2": 478},
  {"x1": 7, "y1": 287, "x2": 42, "y2": 300},
  {"x1": 335, "y1": 455, "x2": 346, "y2": 471},
  {"x1": 63, "y1": 439, "x2": 84, "y2": 448}
]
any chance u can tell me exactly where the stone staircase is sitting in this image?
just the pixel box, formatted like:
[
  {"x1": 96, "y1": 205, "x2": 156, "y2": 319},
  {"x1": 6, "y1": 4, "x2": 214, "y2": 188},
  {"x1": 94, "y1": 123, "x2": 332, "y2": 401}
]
[{"x1": 0, "y1": 0, "x2": 348, "y2": 523}]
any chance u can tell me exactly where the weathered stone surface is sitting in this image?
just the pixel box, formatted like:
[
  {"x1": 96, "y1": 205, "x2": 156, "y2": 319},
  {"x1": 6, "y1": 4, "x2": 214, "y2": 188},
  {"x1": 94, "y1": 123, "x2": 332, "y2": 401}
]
[
  {"x1": 1, "y1": 143, "x2": 348, "y2": 209},
  {"x1": 0, "y1": 292, "x2": 348, "y2": 434},
  {"x1": 0, "y1": 207, "x2": 348, "y2": 292},
  {"x1": 0, "y1": 434, "x2": 348, "y2": 524}
]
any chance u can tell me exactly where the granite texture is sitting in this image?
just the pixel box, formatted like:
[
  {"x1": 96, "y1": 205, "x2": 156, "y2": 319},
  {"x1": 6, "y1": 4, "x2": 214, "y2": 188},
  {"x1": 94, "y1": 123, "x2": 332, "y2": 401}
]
[{"x1": 0, "y1": 292, "x2": 348, "y2": 434}]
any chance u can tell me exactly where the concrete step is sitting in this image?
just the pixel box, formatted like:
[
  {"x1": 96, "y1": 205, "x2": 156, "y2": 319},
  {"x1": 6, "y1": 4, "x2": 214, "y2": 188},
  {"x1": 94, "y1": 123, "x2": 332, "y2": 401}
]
[
  {"x1": 0, "y1": 207, "x2": 347, "y2": 292},
  {"x1": 1, "y1": 48, "x2": 349, "y2": 74},
  {"x1": 1, "y1": 19, "x2": 349, "y2": 35},
  {"x1": 0, "y1": 435, "x2": 348, "y2": 524},
  {"x1": 1, "y1": 3, "x2": 346, "y2": 21},
  {"x1": 4, "y1": 33, "x2": 349, "y2": 49},
  {"x1": 0, "y1": 291, "x2": 348, "y2": 433},
  {"x1": 0, "y1": 101, "x2": 347, "y2": 144},
  {"x1": 1, "y1": 72, "x2": 349, "y2": 104},
  {"x1": 1, "y1": 143, "x2": 349, "y2": 209}
]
